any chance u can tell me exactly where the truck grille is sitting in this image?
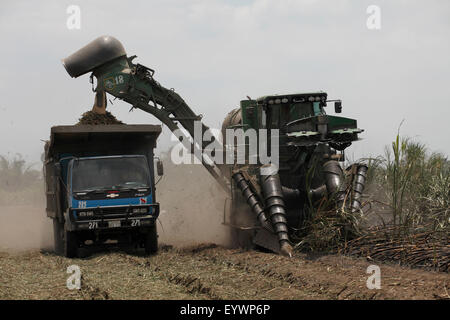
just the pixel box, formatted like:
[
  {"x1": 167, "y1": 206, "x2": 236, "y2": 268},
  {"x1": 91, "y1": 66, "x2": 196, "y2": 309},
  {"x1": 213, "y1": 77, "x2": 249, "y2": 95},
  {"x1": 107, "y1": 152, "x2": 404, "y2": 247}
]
[
  {"x1": 97, "y1": 207, "x2": 131, "y2": 216},
  {"x1": 73, "y1": 205, "x2": 156, "y2": 221}
]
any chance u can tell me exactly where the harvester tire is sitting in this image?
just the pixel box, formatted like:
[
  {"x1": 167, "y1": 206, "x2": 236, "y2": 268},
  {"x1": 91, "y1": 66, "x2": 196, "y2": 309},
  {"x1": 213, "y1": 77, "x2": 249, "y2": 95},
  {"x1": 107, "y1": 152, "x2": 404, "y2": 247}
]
[
  {"x1": 144, "y1": 225, "x2": 158, "y2": 255},
  {"x1": 53, "y1": 219, "x2": 64, "y2": 255},
  {"x1": 64, "y1": 230, "x2": 78, "y2": 258}
]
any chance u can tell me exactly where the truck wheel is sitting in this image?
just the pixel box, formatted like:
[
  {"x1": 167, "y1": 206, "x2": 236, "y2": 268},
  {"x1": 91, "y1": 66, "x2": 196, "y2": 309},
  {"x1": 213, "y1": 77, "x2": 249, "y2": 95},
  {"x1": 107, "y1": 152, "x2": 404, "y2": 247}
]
[
  {"x1": 64, "y1": 230, "x2": 78, "y2": 258},
  {"x1": 53, "y1": 219, "x2": 64, "y2": 255},
  {"x1": 144, "y1": 225, "x2": 158, "y2": 255}
]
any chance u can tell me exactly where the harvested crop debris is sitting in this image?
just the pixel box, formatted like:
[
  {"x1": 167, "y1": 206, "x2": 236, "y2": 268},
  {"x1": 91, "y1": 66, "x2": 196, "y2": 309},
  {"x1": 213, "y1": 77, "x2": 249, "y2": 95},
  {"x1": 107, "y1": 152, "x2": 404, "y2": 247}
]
[
  {"x1": 77, "y1": 110, "x2": 124, "y2": 125},
  {"x1": 341, "y1": 225, "x2": 449, "y2": 272},
  {"x1": 292, "y1": 207, "x2": 364, "y2": 252}
]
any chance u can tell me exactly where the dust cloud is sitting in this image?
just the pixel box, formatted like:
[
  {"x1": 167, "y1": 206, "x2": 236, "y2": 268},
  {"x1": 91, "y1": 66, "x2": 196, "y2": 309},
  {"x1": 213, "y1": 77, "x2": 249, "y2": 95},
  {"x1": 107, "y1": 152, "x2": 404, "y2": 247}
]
[
  {"x1": 156, "y1": 158, "x2": 232, "y2": 247},
  {"x1": 0, "y1": 155, "x2": 53, "y2": 251},
  {"x1": 0, "y1": 157, "x2": 233, "y2": 252},
  {"x1": 0, "y1": 200, "x2": 53, "y2": 252}
]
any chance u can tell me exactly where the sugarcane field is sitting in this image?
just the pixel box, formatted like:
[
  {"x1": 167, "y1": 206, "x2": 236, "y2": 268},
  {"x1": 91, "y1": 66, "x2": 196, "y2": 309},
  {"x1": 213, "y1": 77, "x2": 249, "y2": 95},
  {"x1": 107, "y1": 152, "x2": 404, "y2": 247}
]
[{"x1": 0, "y1": 0, "x2": 449, "y2": 310}]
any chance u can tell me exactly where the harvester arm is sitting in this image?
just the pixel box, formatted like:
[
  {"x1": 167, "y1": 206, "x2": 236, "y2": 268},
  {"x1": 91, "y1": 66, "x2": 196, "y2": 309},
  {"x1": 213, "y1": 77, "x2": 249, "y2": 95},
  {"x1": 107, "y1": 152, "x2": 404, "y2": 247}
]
[
  {"x1": 62, "y1": 37, "x2": 229, "y2": 193},
  {"x1": 110, "y1": 61, "x2": 229, "y2": 193}
]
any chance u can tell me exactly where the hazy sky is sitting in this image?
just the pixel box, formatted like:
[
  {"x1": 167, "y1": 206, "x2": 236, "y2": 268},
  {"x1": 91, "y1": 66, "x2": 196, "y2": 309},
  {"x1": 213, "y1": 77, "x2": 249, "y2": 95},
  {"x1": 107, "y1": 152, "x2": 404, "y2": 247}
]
[{"x1": 0, "y1": 0, "x2": 449, "y2": 165}]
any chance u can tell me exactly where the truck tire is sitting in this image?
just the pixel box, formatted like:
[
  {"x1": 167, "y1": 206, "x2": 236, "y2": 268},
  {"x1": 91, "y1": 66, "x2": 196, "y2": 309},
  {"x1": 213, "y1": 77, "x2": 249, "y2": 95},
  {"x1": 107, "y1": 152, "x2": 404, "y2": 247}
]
[
  {"x1": 53, "y1": 219, "x2": 64, "y2": 255},
  {"x1": 64, "y1": 230, "x2": 78, "y2": 258},
  {"x1": 144, "y1": 224, "x2": 158, "y2": 255}
]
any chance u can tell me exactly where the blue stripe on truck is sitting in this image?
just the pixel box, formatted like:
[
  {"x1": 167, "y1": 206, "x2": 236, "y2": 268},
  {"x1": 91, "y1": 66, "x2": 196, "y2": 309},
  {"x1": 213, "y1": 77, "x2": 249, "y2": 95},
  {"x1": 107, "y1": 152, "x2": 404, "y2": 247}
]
[{"x1": 71, "y1": 194, "x2": 153, "y2": 209}]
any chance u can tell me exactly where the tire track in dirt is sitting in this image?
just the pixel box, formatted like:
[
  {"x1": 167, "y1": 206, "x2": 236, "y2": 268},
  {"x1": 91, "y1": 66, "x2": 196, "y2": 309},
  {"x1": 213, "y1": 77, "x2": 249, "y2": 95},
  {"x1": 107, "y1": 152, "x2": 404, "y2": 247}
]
[
  {"x1": 121, "y1": 245, "x2": 318, "y2": 299},
  {"x1": 185, "y1": 247, "x2": 357, "y2": 299},
  {"x1": 173, "y1": 245, "x2": 333, "y2": 299},
  {"x1": 121, "y1": 252, "x2": 218, "y2": 299},
  {"x1": 73, "y1": 251, "x2": 210, "y2": 300}
]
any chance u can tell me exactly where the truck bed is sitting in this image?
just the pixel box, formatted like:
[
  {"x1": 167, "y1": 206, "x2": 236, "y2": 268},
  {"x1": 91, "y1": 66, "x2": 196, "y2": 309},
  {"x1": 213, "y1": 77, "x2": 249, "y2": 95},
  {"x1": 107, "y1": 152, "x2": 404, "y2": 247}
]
[{"x1": 48, "y1": 124, "x2": 161, "y2": 147}]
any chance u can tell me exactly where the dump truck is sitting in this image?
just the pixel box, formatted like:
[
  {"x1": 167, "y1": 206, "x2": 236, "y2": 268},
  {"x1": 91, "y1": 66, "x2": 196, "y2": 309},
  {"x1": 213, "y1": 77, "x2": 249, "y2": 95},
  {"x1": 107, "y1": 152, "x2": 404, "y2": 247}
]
[
  {"x1": 61, "y1": 35, "x2": 367, "y2": 257},
  {"x1": 44, "y1": 124, "x2": 163, "y2": 257}
]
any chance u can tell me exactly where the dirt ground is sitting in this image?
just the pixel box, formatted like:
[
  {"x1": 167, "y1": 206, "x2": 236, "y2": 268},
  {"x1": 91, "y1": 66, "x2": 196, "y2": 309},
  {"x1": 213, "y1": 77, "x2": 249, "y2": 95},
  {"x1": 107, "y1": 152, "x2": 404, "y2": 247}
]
[
  {"x1": 0, "y1": 205, "x2": 449, "y2": 300},
  {"x1": 0, "y1": 244, "x2": 449, "y2": 300}
]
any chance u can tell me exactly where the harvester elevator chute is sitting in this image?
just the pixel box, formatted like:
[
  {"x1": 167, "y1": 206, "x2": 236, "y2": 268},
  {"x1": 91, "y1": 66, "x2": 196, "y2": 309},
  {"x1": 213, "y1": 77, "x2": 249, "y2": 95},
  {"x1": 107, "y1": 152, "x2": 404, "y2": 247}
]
[{"x1": 62, "y1": 35, "x2": 229, "y2": 193}]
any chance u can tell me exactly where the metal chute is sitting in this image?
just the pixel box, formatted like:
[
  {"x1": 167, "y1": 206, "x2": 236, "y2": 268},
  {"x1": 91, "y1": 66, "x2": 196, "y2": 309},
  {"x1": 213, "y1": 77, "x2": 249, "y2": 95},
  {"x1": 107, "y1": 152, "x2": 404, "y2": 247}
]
[{"x1": 62, "y1": 35, "x2": 126, "y2": 78}]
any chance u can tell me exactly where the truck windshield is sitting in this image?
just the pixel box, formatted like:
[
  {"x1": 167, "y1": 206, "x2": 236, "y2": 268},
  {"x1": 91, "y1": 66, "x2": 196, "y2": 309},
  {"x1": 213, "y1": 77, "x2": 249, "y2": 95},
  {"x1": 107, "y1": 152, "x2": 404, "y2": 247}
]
[{"x1": 72, "y1": 157, "x2": 151, "y2": 192}]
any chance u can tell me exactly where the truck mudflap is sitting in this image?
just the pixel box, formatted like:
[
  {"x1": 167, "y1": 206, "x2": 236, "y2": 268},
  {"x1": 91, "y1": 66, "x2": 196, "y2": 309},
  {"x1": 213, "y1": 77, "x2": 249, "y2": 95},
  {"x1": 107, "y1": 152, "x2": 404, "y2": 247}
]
[{"x1": 66, "y1": 203, "x2": 159, "y2": 232}]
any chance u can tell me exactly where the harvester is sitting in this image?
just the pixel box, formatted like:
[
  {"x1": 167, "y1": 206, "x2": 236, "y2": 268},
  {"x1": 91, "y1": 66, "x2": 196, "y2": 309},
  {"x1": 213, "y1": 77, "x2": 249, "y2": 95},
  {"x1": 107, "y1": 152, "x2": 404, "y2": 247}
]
[{"x1": 62, "y1": 36, "x2": 367, "y2": 256}]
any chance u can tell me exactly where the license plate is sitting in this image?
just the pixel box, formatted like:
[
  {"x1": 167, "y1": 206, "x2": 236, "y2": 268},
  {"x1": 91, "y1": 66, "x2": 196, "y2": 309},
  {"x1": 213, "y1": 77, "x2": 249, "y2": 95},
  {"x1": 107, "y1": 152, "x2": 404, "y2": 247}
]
[{"x1": 108, "y1": 220, "x2": 121, "y2": 228}]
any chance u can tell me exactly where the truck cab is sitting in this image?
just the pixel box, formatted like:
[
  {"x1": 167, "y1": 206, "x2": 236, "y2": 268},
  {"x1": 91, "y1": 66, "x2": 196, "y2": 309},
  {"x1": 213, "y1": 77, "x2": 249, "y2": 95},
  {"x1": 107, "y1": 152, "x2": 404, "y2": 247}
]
[{"x1": 44, "y1": 125, "x2": 162, "y2": 257}]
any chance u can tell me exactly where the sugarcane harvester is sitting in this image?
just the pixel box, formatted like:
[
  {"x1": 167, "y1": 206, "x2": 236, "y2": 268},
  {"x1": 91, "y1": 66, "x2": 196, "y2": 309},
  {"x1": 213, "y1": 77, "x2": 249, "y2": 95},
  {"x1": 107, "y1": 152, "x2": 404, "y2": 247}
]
[
  {"x1": 62, "y1": 36, "x2": 368, "y2": 257},
  {"x1": 222, "y1": 95, "x2": 367, "y2": 256}
]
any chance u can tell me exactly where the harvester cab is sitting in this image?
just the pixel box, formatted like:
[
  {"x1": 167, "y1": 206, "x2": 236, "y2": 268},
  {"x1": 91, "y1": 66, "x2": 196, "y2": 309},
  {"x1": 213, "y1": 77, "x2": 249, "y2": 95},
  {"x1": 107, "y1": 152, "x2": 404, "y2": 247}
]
[{"x1": 239, "y1": 92, "x2": 361, "y2": 146}]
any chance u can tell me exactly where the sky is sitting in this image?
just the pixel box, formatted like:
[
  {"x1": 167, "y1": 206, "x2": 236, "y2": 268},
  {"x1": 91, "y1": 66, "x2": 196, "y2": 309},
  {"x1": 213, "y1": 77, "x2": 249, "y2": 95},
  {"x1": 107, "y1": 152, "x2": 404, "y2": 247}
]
[{"x1": 0, "y1": 0, "x2": 449, "y2": 166}]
